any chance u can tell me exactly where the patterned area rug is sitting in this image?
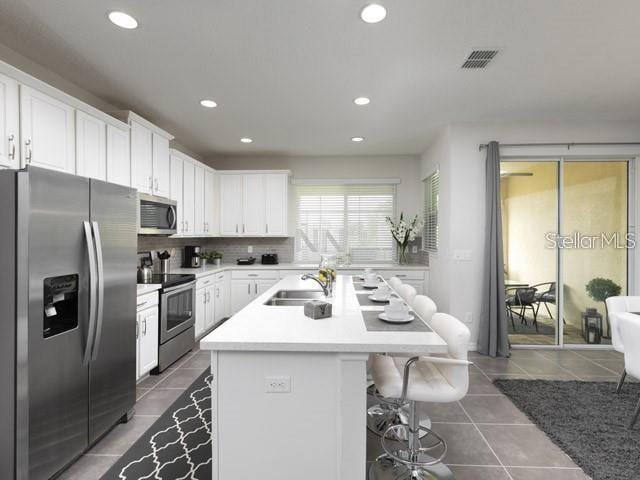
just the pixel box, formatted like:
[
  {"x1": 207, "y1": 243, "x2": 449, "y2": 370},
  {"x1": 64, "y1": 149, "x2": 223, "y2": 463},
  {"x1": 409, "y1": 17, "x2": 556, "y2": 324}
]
[
  {"x1": 102, "y1": 371, "x2": 213, "y2": 480},
  {"x1": 495, "y1": 379, "x2": 640, "y2": 480}
]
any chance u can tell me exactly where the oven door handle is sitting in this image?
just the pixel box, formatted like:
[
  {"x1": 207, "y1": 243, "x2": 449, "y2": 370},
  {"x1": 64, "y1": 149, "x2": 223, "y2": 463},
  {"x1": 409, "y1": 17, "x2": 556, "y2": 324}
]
[{"x1": 162, "y1": 280, "x2": 196, "y2": 294}]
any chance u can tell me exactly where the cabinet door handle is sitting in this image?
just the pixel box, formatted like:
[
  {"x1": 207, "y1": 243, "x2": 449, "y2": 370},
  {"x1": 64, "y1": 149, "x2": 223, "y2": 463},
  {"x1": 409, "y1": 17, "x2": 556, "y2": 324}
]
[
  {"x1": 185, "y1": 220, "x2": 189, "y2": 231},
  {"x1": 254, "y1": 283, "x2": 257, "y2": 294},
  {"x1": 236, "y1": 224, "x2": 239, "y2": 233},
  {"x1": 216, "y1": 287, "x2": 220, "y2": 298},
  {"x1": 247, "y1": 283, "x2": 251, "y2": 294},
  {"x1": 142, "y1": 318, "x2": 147, "y2": 335},
  {"x1": 154, "y1": 178, "x2": 159, "y2": 192},
  {"x1": 8, "y1": 134, "x2": 15, "y2": 160},
  {"x1": 136, "y1": 320, "x2": 139, "y2": 339},
  {"x1": 181, "y1": 221, "x2": 185, "y2": 232},
  {"x1": 266, "y1": 224, "x2": 268, "y2": 234},
  {"x1": 24, "y1": 139, "x2": 32, "y2": 162},
  {"x1": 243, "y1": 224, "x2": 246, "y2": 234},
  {"x1": 148, "y1": 176, "x2": 153, "y2": 190}
]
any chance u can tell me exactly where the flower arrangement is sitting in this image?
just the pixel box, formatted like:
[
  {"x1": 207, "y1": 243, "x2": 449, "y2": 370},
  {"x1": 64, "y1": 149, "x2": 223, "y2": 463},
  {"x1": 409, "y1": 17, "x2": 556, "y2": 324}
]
[{"x1": 386, "y1": 212, "x2": 423, "y2": 264}]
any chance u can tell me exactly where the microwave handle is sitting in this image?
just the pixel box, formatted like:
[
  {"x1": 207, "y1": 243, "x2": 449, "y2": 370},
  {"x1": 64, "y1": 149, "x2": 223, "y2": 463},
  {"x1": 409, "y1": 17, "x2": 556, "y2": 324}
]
[{"x1": 167, "y1": 205, "x2": 177, "y2": 229}]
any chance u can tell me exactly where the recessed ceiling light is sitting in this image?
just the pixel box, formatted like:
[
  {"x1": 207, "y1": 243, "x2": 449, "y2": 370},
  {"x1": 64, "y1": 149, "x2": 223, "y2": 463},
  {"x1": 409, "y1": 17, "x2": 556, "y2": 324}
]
[
  {"x1": 108, "y1": 11, "x2": 138, "y2": 29},
  {"x1": 360, "y1": 4, "x2": 387, "y2": 23},
  {"x1": 200, "y1": 99, "x2": 217, "y2": 108},
  {"x1": 240, "y1": 137, "x2": 253, "y2": 144},
  {"x1": 351, "y1": 136, "x2": 365, "y2": 142},
  {"x1": 353, "y1": 97, "x2": 371, "y2": 106}
]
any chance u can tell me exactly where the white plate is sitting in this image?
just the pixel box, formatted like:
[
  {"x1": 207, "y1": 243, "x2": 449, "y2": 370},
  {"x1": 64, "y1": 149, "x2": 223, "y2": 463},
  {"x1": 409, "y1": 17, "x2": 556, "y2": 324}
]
[
  {"x1": 368, "y1": 294, "x2": 390, "y2": 303},
  {"x1": 362, "y1": 283, "x2": 379, "y2": 289},
  {"x1": 378, "y1": 312, "x2": 415, "y2": 324}
]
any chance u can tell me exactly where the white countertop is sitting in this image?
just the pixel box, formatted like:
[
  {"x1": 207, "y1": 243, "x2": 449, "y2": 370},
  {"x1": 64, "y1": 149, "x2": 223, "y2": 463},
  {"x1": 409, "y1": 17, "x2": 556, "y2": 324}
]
[
  {"x1": 137, "y1": 284, "x2": 161, "y2": 295},
  {"x1": 169, "y1": 262, "x2": 428, "y2": 278},
  {"x1": 200, "y1": 274, "x2": 446, "y2": 354}
]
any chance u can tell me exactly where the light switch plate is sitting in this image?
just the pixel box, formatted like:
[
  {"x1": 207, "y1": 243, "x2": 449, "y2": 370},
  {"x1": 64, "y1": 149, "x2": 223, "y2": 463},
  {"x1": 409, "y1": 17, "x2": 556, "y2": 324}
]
[
  {"x1": 265, "y1": 376, "x2": 291, "y2": 393},
  {"x1": 248, "y1": 245, "x2": 253, "y2": 253}
]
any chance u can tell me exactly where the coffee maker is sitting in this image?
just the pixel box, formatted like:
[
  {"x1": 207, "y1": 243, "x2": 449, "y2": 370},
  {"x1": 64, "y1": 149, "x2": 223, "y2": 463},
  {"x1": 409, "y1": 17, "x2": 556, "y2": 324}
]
[{"x1": 183, "y1": 245, "x2": 202, "y2": 268}]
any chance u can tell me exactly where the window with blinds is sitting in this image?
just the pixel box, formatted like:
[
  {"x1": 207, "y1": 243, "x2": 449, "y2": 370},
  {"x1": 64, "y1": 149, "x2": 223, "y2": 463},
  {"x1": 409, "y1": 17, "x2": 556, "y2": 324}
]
[
  {"x1": 423, "y1": 171, "x2": 439, "y2": 252},
  {"x1": 294, "y1": 184, "x2": 395, "y2": 263}
]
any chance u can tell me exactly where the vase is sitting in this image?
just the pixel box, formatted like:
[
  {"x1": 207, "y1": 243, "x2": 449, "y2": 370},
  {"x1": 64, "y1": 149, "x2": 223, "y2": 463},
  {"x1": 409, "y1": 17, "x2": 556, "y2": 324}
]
[{"x1": 398, "y1": 245, "x2": 409, "y2": 265}]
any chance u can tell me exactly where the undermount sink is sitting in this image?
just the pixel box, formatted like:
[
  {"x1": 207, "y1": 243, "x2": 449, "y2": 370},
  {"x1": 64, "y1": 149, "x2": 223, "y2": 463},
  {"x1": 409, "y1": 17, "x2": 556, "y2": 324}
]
[
  {"x1": 264, "y1": 298, "x2": 312, "y2": 306},
  {"x1": 271, "y1": 290, "x2": 324, "y2": 299},
  {"x1": 264, "y1": 290, "x2": 324, "y2": 306}
]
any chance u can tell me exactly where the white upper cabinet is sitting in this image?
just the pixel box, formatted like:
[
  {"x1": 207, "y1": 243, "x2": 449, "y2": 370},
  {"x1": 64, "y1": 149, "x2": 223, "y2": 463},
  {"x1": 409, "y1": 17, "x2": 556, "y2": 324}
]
[
  {"x1": 194, "y1": 163, "x2": 205, "y2": 235},
  {"x1": 20, "y1": 85, "x2": 75, "y2": 173},
  {"x1": 0, "y1": 73, "x2": 19, "y2": 169},
  {"x1": 265, "y1": 173, "x2": 288, "y2": 236},
  {"x1": 152, "y1": 134, "x2": 170, "y2": 197},
  {"x1": 106, "y1": 125, "x2": 131, "y2": 187},
  {"x1": 130, "y1": 120, "x2": 153, "y2": 193},
  {"x1": 116, "y1": 111, "x2": 174, "y2": 196},
  {"x1": 220, "y1": 174, "x2": 244, "y2": 235},
  {"x1": 75, "y1": 110, "x2": 106, "y2": 180},
  {"x1": 243, "y1": 174, "x2": 266, "y2": 235},
  {"x1": 219, "y1": 172, "x2": 289, "y2": 237},
  {"x1": 169, "y1": 154, "x2": 184, "y2": 234},
  {"x1": 204, "y1": 169, "x2": 216, "y2": 235},
  {"x1": 182, "y1": 159, "x2": 196, "y2": 235}
]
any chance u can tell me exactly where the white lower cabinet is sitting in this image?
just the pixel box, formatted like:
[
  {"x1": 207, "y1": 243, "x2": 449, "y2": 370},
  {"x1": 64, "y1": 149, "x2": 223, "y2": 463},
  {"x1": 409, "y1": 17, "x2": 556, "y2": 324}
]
[
  {"x1": 231, "y1": 270, "x2": 278, "y2": 314},
  {"x1": 136, "y1": 303, "x2": 159, "y2": 379},
  {"x1": 196, "y1": 273, "x2": 226, "y2": 338},
  {"x1": 214, "y1": 273, "x2": 228, "y2": 322}
]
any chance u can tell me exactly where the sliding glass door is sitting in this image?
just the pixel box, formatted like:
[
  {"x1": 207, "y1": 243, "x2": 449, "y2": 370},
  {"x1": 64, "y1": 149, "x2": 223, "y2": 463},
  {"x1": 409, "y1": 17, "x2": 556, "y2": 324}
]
[{"x1": 500, "y1": 157, "x2": 631, "y2": 347}]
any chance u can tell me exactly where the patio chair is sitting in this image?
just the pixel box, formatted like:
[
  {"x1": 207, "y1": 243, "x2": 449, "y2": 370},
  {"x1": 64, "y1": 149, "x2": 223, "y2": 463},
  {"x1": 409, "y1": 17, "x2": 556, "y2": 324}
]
[
  {"x1": 506, "y1": 287, "x2": 538, "y2": 332},
  {"x1": 533, "y1": 282, "x2": 556, "y2": 319}
]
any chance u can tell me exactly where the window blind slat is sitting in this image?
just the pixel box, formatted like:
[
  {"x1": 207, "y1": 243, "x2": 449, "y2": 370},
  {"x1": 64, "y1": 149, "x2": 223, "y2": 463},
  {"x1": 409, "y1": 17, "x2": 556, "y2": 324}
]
[{"x1": 295, "y1": 184, "x2": 395, "y2": 263}]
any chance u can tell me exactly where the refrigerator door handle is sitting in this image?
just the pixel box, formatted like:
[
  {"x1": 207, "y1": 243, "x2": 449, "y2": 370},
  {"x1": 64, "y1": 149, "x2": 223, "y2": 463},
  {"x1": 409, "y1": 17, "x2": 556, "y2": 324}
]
[
  {"x1": 83, "y1": 221, "x2": 98, "y2": 365},
  {"x1": 91, "y1": 221, "x2": 105, "y2": 361}
]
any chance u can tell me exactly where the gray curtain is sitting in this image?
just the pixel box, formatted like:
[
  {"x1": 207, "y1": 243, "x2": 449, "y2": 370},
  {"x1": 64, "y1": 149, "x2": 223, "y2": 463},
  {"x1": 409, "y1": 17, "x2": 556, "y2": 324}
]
[{"x1": 478, "y1": 141, "x2": 510, "y2": 357}]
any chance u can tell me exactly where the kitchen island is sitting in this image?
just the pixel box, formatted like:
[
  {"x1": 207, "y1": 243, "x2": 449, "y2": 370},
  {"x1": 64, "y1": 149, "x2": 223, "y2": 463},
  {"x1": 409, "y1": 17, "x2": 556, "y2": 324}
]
[{"x1": 200, "y1": 274, "x2": 447, "y2": 480}]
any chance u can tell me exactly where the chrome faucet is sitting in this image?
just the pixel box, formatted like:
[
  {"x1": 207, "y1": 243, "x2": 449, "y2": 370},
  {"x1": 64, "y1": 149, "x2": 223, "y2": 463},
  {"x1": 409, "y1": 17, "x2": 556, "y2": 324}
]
[{"x1": 301, "y1": 274, "x2": 333, "y2": 298}]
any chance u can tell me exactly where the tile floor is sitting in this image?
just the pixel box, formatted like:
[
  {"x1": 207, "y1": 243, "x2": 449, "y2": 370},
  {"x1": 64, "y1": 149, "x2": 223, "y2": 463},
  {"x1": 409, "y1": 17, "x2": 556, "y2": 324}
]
[
  {"x1": 58, "y1": 348, "x2": 210, "y2": 480},
  {"x1": 60, "y1": 348, "x2": 623, "y2": 479},
  {"x1": 366, "y1": 348, "x2": 626, "y2": 480}
]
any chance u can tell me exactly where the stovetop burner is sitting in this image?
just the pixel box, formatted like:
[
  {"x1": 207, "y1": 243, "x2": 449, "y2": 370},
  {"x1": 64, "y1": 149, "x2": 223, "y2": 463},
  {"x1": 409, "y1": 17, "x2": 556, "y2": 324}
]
[{"x1": 139, "y1": 273, "x2": 196, "y2": 289}]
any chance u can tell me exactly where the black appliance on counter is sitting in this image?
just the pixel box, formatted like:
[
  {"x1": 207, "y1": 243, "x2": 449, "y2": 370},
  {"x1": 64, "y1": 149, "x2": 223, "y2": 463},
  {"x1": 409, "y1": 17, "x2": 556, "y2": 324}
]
[
  {"x1": 261, "y1": 253, "x2": 279, "y2": 265},
  {"x1": 237, "y1": 257, "x2": 256, "y2": 265},
  {"x1": 183, "y1": 245, "x2": 201, "y2": 268},
  {"x1": 139, "y1": 273, "x2": 196, "y2": 373}
]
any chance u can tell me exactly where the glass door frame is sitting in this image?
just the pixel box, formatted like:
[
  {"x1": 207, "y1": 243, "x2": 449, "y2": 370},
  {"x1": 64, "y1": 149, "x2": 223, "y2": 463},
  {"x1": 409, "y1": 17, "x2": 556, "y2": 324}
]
[{"x1": 502, "y1": 155, "x2": 636, "y2": 349}]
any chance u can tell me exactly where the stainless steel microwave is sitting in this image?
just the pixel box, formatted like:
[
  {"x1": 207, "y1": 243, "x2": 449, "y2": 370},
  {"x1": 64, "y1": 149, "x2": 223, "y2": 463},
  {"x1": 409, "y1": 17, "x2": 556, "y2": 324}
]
[{"x1": 138, "y1": 193, "x2": 177, "y2": 235}]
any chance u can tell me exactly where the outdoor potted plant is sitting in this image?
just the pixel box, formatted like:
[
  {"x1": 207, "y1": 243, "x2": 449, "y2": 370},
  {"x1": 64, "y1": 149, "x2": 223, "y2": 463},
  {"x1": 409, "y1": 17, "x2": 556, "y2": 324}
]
[
  {"x1": 386, "y1": 212, "x2": 423, "y2": 264},
  {"x1": 585, "y1": 277, "x2": 621, "y2": 339}
]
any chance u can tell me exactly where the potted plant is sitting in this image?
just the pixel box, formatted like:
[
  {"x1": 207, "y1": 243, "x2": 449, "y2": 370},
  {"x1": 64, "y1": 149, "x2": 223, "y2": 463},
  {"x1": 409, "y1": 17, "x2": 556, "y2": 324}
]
[
  {"x1": 585, "y1": 277, "x2": 621, "y2": 339},
  {"x1": 211, "y1": 251, "x2": 223, "y2": 267},
  {"x1": 199, "y1": 251, "x2": 217, "y2": 266},
  {"x1": 386, "y1": 212, "x2": 423, "y2": 264}
]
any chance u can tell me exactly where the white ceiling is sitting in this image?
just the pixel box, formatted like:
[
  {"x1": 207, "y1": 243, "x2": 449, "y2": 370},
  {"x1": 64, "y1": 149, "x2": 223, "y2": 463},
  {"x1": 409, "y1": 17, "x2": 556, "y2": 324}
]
[{"x1": 1, "y1": 0, "x2": 639, "y2": 157}]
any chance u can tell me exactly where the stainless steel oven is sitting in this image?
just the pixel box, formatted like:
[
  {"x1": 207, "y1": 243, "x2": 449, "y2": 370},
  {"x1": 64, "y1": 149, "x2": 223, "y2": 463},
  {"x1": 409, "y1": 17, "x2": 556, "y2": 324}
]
[
  {"x1": 138, "y1": 193, "x2": 177, "y2": 235},
  {"x1": 159, "y1": 281, "x2": 196, "y2": 344}
]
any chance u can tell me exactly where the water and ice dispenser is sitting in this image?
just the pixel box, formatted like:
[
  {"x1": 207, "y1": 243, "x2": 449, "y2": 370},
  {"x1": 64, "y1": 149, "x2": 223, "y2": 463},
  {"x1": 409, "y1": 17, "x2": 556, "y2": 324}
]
[{"x1": 43, "y1": 274, "x2": 79, "y2": 338}]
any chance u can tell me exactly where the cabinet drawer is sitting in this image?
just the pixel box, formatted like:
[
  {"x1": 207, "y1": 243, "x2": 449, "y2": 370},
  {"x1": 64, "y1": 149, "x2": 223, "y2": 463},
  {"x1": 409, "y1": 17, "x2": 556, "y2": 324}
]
[
  {"x1": 381, "y1": 270, "x2": 426, "y2": 281},
  {"x1": 136, "y1": 291, "x2": 158, "y2": 311},
  {"x1": 197, "y1": 274, "x2": 216, "y2": 289},
  {"x1": 231, "y1": 270, "x2": 278, "y2": 280},
  {"x1": 215, "y1": 272, "x2": 226, "y2": 282}
]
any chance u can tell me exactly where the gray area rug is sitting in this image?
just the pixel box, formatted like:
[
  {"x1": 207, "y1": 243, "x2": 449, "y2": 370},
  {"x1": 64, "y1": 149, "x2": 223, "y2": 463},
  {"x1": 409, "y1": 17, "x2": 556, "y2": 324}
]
[{"x1": 494, "y1": 380, "x2": 640, "y2": 480}]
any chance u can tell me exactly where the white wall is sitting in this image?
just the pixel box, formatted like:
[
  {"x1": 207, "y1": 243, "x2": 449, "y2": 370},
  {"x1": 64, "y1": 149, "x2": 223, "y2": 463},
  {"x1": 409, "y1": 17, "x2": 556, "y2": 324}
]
[
  {"x1": 209, "y1": 154, "x2": 423, "y2": 219},
  {"x1": 421, "y1": 121, "x2": 640, "y2": 348}
]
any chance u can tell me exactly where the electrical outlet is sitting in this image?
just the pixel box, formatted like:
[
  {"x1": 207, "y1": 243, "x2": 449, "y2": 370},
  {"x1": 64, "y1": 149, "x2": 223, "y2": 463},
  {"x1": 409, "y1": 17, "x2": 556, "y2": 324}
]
[
  {"x1": 248, "y1": 245, "x2": 253, "y2": 253},
  {"x1": 265, "y1": 376, "x2": 291, "y2": 393},
  {"x1": 412, "y1": 245, "x2": 418, "y2": 254}
]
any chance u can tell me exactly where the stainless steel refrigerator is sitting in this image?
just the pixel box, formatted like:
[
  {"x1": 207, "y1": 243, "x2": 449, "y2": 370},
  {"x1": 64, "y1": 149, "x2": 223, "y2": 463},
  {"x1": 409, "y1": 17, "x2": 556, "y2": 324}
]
[{"x1": 0, "y1": 166, "x2": 138, "y2": 480}]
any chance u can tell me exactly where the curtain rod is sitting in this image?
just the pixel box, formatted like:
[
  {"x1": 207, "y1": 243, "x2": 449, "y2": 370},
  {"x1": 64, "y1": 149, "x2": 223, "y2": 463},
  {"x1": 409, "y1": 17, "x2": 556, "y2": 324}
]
[{"x1": 478, "y1": 142, "x2": 640, "y2": 151}]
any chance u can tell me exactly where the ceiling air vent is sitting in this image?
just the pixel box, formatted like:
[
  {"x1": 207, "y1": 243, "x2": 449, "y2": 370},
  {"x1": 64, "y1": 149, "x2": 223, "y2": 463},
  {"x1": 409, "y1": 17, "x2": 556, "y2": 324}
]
[{"x1": 461, "y1": 50, "x2": 499, "y2": 69}]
